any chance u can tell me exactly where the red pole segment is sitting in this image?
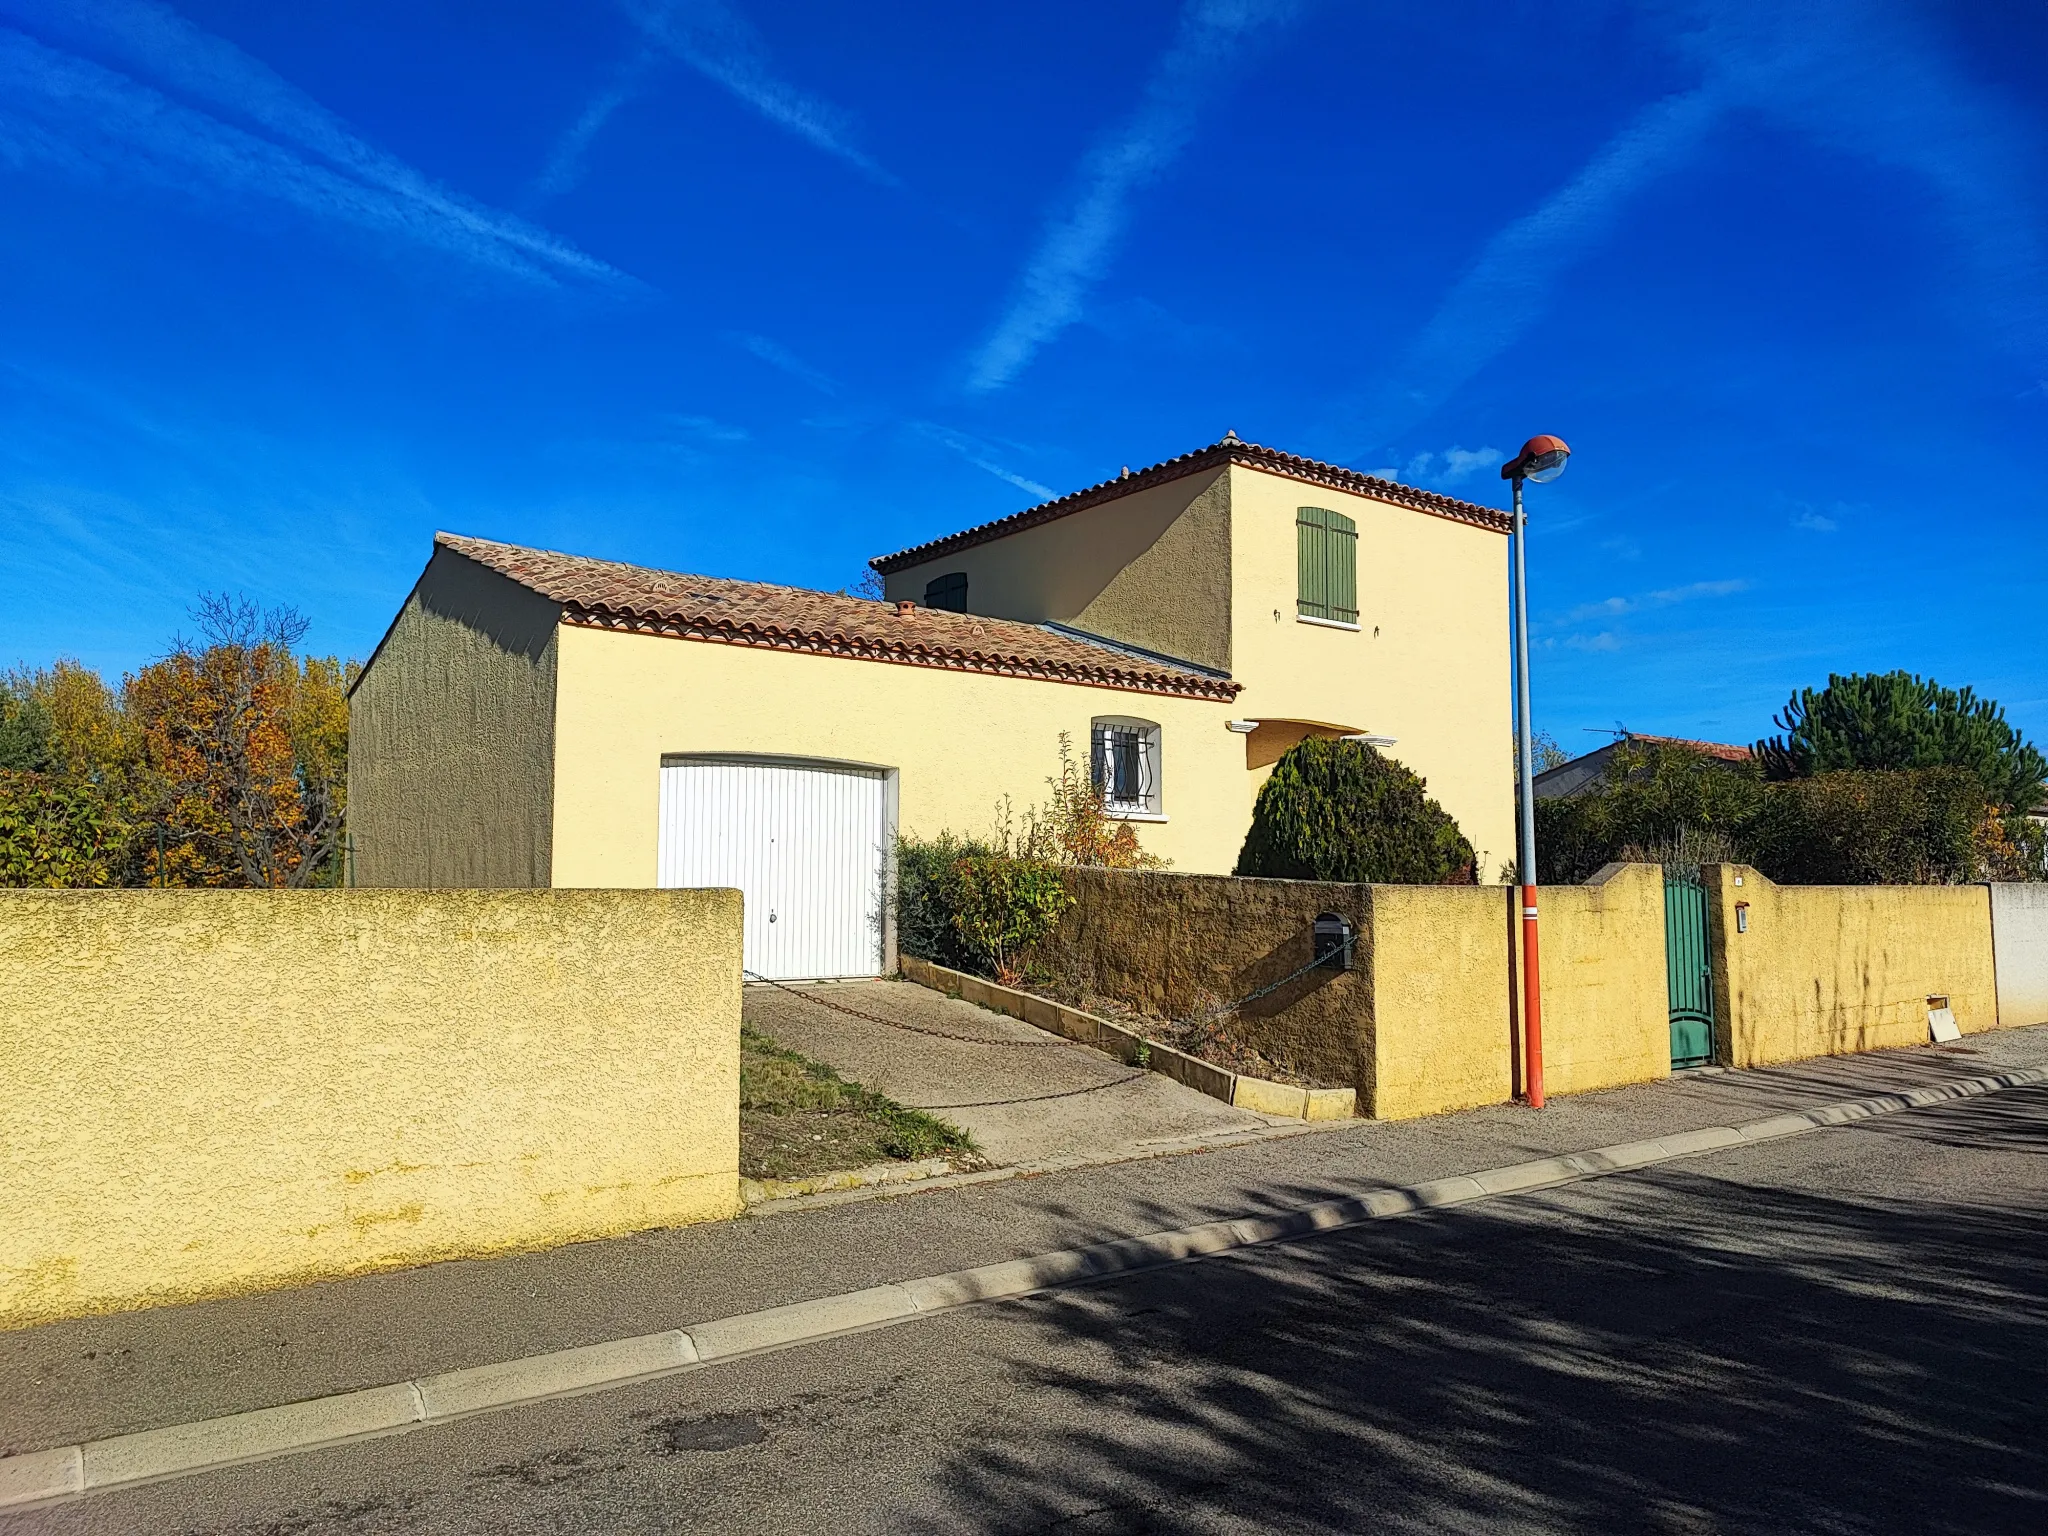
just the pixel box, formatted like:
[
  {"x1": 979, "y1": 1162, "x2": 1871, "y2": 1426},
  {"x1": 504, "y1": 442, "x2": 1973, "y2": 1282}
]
[{"x1": 1521, "y1": 882, "x2": 1544, "y2": 1108}]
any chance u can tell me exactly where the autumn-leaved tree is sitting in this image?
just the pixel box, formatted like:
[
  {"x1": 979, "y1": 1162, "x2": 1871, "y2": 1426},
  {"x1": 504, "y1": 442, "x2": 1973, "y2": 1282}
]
[
  {"x1": 0, "y1": 662, "x2": 139, "y2": 887},
  {"x1": 126, "y1": 595, "x2": 356, "y2": 888}
]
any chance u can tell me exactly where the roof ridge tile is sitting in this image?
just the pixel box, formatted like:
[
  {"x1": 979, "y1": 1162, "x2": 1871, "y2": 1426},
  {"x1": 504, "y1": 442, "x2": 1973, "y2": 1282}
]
[{"x1": 867, "y1": 437, "x2": 1513, "y2": 573}]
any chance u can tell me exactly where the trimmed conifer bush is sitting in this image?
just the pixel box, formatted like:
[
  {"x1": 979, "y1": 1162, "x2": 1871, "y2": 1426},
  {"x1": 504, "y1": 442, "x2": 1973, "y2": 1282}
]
[{"x1": 1235, "y1": 737, "x2": 1476, "y2": 884}]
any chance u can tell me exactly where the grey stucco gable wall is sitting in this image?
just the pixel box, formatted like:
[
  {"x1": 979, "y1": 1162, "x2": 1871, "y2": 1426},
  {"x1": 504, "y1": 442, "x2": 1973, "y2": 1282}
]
[{"x1": 347, "y1": 547, "x2": 561, "y2": 887}]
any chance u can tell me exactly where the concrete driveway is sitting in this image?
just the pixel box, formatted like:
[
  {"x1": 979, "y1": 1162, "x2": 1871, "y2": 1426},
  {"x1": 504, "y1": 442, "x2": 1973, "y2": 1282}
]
[{"x1": 741, "y1": 977, "x2": 1281, "y2": 1167}]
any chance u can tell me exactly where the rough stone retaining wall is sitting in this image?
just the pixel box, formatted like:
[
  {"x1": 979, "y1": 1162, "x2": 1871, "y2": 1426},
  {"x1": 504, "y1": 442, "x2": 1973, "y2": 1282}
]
[{"x1": 1032, "y1": 868, "x2": 1373, "y2": 1098}]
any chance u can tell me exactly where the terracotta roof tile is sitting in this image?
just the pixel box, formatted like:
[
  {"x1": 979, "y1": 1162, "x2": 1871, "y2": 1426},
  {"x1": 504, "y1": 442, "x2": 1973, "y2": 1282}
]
[
  {"x1": 869, "y1": 435, "x2": 1514, "y2": 574},
  {"x1": 436, "y1": 533, "x2": 1240, "y2": 702},
  {"x1": 1627, "y1": 733, "x2": 1754, "y2": 763}
]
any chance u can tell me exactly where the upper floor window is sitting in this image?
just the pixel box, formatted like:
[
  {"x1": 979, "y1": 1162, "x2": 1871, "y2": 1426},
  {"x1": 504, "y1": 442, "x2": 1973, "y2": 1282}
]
[
  {"x1": 924, "y1": 572, "x2": 969, "y2": 612},
  {"x1": 1297, "y1": 507, "x2": 1358, "y2": 625},
  {"x1": 1091, "y1": 717, "x2": 1162, "y2": 817}
]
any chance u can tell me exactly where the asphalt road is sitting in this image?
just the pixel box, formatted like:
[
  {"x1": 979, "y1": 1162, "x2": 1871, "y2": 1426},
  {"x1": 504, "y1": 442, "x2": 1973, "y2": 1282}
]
[{"x1": 12, "y1": 1076, "x2": 2045, "y2": 1534}]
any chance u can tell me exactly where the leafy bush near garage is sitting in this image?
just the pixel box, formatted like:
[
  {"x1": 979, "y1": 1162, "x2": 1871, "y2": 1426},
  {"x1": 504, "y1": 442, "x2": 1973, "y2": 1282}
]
[
  {"x1": 944, "y1": 851, "x2": 1074, "y2": 984},
  {"x1": 1235, "y1": 737, "x2": 1476, "y2": 884},
  {"x1": 893, "y1": 831, "x2": 991, "y2": 972},
  {"x1": 894, "y1": 833, "x2": 1073, "y2": 985},
  {"x1": 895, "y1": 735, "x2": 1166, "y2": 980}
]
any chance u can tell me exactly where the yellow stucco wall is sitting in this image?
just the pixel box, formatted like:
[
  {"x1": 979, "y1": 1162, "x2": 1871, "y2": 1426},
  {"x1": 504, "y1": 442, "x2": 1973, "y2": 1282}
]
[
  {"x1": 549, "y1": 624, "x2": 1247, "y2": 881},
  {"x1": 1367, "y1": 885, "x2": 1514, "y2": 1120},
  {"x1": 880, "y1": 469, "x2": 1234, "y2": 674},
  {"x1": 1512, "y1": 863, "x2": 1671, "y2": 1097},
  {"x1": 1707, "y1": 865, "x2": 1998, "y2": 1068},
  {"x1": 1226, "y1": 466, "x2": 1514, "y2": 884},
  {"x1": 0, "y1": 888, "x2": 740, "y2": 1330}
]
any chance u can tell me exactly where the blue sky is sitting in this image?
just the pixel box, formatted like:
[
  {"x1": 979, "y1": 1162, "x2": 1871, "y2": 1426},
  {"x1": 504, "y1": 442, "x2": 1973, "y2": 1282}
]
[{"x1": 1, "y1": 0, "x2": 2043, "y2": 751}]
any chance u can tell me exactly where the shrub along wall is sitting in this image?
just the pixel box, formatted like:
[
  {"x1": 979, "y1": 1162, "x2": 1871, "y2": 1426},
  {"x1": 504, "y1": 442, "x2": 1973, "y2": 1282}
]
[{"x1": 1536, "y1": 744, "x2": 2012, "y2": 887}]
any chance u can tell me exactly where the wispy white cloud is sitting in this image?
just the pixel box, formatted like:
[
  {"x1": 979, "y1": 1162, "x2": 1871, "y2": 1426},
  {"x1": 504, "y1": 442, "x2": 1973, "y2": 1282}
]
[
  {"x1": 912, "y1": 422, "x2": 1054, "y2": 500},
  {"x1": 0, "y1": 2, "x2": 628, "y2": 286},
  {"x1": 1563, "y1": 577, "x2": 1748, "y2": 623},
  {"x1": 1363, "y1": 86, "x2": 1725, "y2": 442},
  {"x1": 1791, "y1": 510, "x2": 1838, "y2": 533},
  {"x1": 1565, "y1": 631, "x2": 1622, "y2": 653},
  {"x1": 1394, "y1": 444, "x2": 1504, "y2": 488},
  {"x1": 1361, "y1": 0, "x2": 2047, "y2": 444},
  {"x1": 727, "y1": 331, "x2": 838, "y2": 395},
  {"x1": 617, "y1": 0, "x2": 891, "y2": 184},
  {"x1": 530, "y1": 47, "x2": 657, "y2": 200},
  {"x1": 966, "y1": 0, "x2": 1305, "y2": 394},
  {"x1": 1665, "y1": 0, "x2": 2048, "y2": 364},
  {"x1": 664, "y1": 413, "x2": 750, "y2": 444}
]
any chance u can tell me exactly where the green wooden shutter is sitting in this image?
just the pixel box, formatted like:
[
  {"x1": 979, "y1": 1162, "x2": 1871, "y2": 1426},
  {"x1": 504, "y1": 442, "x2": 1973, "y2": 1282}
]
[
  {"x1": 1327, "y1": 509, "x2": 1357, "y2": 623},
  {"x1": 1297, "y1": 507, "x2": 1329, "y2": 619},
  {"x1": 1298, "y1": 507, "x2": 1355, "y2": 622}
]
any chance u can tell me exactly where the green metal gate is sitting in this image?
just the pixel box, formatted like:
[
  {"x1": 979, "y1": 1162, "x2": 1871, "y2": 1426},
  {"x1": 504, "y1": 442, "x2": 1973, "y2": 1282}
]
[{"x1": 1664, "y1": 871, "x2": 1715, "y2": 1068}]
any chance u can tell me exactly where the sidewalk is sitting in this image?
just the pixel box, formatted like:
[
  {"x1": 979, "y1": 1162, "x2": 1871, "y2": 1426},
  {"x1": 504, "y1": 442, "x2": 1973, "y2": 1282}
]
[{"x1": 5, "y1": 1024, "x2": 2044, "y2": 1463}]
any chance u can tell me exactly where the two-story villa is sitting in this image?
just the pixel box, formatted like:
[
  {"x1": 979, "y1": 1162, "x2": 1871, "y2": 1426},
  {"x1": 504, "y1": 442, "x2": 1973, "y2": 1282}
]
[{"x1": 348, "y1": 436, "x2": 1514, "y2": 978}]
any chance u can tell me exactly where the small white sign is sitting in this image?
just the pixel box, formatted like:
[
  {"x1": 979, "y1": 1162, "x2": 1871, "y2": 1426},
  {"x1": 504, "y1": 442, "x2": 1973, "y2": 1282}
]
[{"x1": 1928, "y1": 1007, "x2": 1961, "y2": 1043}]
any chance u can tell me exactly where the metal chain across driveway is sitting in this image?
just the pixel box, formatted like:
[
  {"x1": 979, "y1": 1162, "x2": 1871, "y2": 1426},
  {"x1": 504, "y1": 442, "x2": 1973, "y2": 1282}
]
[
  {"x1": 747, "y1": 938, "x2": 1362, "y2": 1111},
  {"x1": 744, "y1": 971, "x2": 1072, "y2": 1048}
]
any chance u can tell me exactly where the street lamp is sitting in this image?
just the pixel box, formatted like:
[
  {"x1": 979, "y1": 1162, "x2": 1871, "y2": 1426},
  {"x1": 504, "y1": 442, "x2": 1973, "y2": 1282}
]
[{"x1": 1501, "y1": 433, "x2": 1570, "y2": 1108}]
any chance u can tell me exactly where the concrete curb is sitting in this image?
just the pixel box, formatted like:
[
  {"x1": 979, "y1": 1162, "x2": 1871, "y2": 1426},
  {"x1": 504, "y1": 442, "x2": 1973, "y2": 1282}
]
[
  {"x1": 738, "y1": 1156, "x2": 969, "y2": 1207},
  {"x1": 4, "y1": 1062, "x2": 2040, "y2": 1513}
]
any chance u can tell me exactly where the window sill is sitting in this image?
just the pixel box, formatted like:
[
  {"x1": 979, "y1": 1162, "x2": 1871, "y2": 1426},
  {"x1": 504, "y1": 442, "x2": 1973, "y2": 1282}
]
[
  {"x1": 1103, "y1": 809, "x2": 1169, "y2": 823},
  {"x1": 1296, "y1": 614, "x2": 1361, "y2": 632}
]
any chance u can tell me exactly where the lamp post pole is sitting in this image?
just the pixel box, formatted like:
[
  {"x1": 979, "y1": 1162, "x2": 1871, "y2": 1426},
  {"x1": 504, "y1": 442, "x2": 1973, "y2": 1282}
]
[
  {"x1": 1509, "y1": 470, "x2": 1544, "y2": 1108},
  {"x1": 1501, "y1": 434, "x2": 1570, "y2": 1109}
]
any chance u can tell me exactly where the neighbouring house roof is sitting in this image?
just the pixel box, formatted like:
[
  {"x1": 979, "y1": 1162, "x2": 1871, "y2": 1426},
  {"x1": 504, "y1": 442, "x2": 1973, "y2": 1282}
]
[
  {"x1": 436, "y1": 533, "x2": 1242, "y2": 702},
  {"x1": 1623, "y1": 733, "x2": 1754, "y2": 764},
  {"x1": 868, "y1": 435, "x2": 1516, "y2": 574},
  {"x1": 1533, "y1": 732, "x2": 1756, "y2": 799}
]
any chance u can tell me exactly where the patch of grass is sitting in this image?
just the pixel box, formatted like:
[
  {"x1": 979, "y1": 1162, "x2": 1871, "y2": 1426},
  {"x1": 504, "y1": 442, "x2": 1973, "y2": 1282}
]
[{"x1": 739, "y1": 1025, "x2": 978, "y2": 1181}]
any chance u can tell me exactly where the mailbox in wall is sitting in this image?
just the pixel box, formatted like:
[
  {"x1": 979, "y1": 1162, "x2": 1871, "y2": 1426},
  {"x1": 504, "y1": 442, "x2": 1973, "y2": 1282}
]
[{"x1": 1313, "y1": 913, "x2": 1353, "y2": 972}]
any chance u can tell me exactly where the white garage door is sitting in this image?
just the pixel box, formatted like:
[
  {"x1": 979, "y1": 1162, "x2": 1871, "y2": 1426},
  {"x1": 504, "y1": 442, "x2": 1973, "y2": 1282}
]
[{"x1": 657, "y1": 757, "x2": 889, "y2": 981}]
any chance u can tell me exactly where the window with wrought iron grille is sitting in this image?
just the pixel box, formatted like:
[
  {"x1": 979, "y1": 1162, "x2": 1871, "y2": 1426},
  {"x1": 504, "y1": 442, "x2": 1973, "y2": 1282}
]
[{"x1": 1090, "y1": 717, "x2": 1162, "y2": 817}]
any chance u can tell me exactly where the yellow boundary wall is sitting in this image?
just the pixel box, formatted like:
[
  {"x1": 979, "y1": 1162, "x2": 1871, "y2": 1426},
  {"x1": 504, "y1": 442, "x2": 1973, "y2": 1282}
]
[
  {"x1": 1370, "y1": 865, "x2": 1672, "y2": 1119},
  {"x1": 1511, "y1": 863, "x2": 1672, "y2": 1101},
  {"x1": 1043, "y1": 864, "x2": 2014, "y2": 1122},
  {"x1": 1706, "y1": 865, "x2": 1997, "y2": 1068},
  {"x1": 0, "y1": 889, "x2": 741, "y2": 1331}
]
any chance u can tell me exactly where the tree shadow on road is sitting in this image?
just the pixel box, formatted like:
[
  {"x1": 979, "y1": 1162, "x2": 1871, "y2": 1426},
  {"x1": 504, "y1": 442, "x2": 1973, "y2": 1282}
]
[{"x1": 907, "y1": 1091, "x2": 2048, "y2": 1534}]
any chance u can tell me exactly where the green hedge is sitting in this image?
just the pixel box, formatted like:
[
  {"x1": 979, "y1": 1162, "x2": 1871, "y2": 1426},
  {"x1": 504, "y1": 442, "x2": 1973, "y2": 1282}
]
[{"x1": 1534, "y1": 742, "x2": 2006, "y2": 885}]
